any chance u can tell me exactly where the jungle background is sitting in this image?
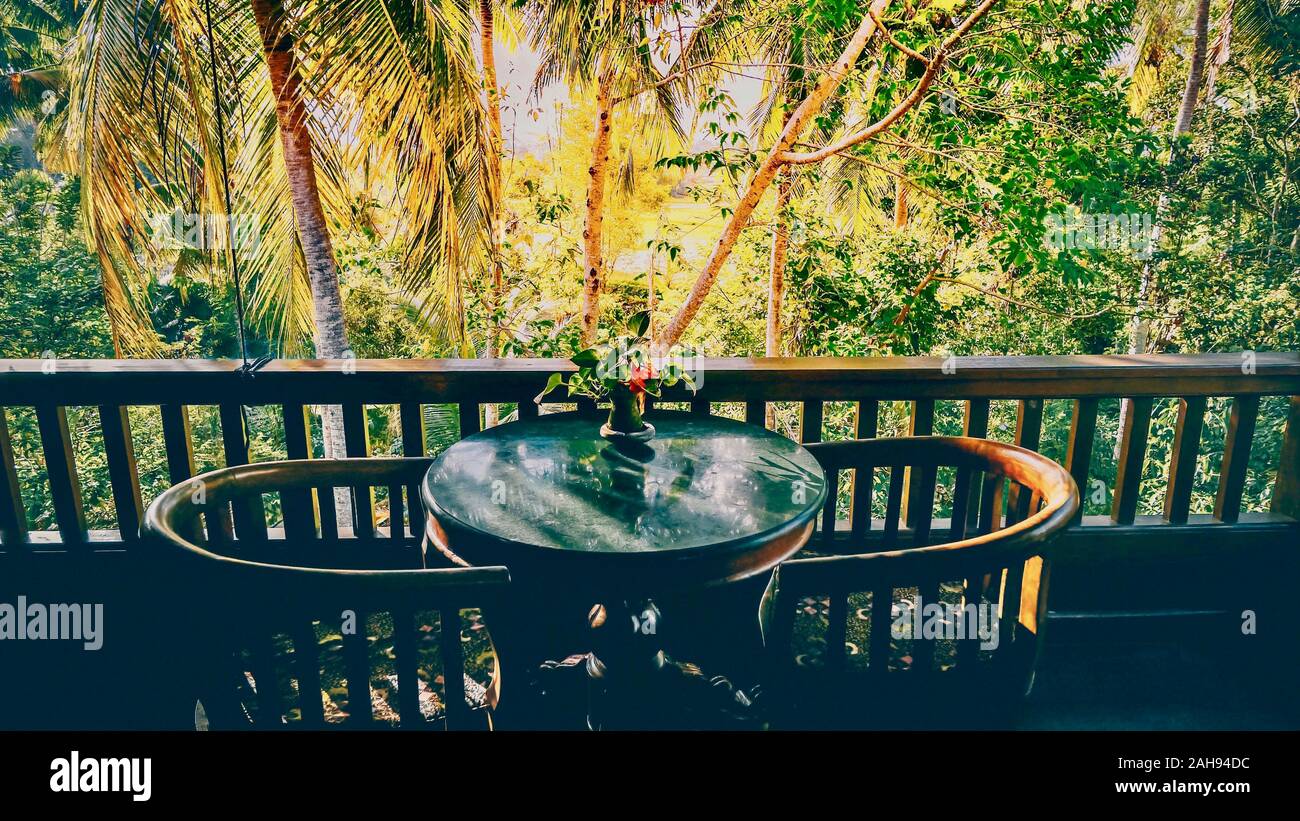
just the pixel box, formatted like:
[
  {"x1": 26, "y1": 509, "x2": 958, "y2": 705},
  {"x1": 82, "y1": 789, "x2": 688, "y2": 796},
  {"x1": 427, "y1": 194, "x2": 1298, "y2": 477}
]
[{"x1": 0, "y1": 0, "x2": 1297, "y2": 535}]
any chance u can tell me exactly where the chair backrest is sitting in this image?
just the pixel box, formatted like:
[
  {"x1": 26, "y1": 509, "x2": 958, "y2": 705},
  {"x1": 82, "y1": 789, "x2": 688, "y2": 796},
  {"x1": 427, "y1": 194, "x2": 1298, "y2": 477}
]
[
  {"x1": 143, "y1": 457, "x2": 510, "y2": 730},
  {"x1": 759, "y1": 436, "x2": 1078, "y2": 724}
]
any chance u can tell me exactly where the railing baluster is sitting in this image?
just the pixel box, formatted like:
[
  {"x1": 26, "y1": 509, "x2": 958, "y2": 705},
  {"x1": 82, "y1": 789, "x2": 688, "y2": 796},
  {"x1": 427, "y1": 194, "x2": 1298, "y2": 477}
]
[
  {"x1": 160, "y1": 403, "x2": 196, "y2": 484},
  {"x1": 387, "y1": 484, "x2": 404, "y2": 544},
  {"x1": 962, "y1": 399, "x2": 991, "y2": 528},
  {"x1": 458, "y1": 402, "x2": 481, "y2": 438},
  {"x1": 1271, "y1": 396, "x2": 1300, "y2": 519},
  {"x1": 1163, "y1": 396, "x2": 1207, "y2": 524},
  {"x1": 317, "y1": 485, "x2": 338, "y2": 542},
  {"x1": 964, "y1": 399, "x2": 991, "y2": 439},
  {"x1": 281, "y1": 403, "x2": 317, "y2": 543},
  {"x1": 439, "y1": 607, "x2": 470, "y2": 729},
  {"x1": 977, "y1": 473, "x2": 1004, "y2": 535},
  {"x1": 904, "y1": 400, "x2": 935, "y2": 528},
  {"x1": 0, "y1": 409, "x2": 28, "y2": 548},
  {"x1": 1064, "y1": 398, "x2": 1098, "y2": 524},
  {"x1": 219, "y1": 403, "x2": 267, "y2": 544},
  {"x1": 283, "y1": 403, "x2": 312, "y2": 460},
  {"x1": 949, "y1": 466, "x2": 972, "y2": 542},
  {"x1": 98, "y1": 405, "x2": 143, "y2": 544},
  {"x1": 1008, "y1": 399, "x2": 1044, "y2": 521},
  {"x1": 856, "y1": 399, "x2": 879, "y2": 440},
  {"x1": 850, "y1": 463, "x2": 875, "y2": 544},
  {"x1": 800, "y1": 400, "x2": 822, "y2": 444},
  {"x1": 399, "y1": 402, "x2": 426, "y2": 532},
  {"x1": 1014, "y1": 399, "x2": 1045, "y2": 451},
  {"x1": 1111, "y1": 397, "x2": 1153, "y2": 525},
  {"x1": 849, "y1": 400, "x2": 880, "y2": 541},
  {"x1": 341, "y1": 403, "x2": 374, "y2": 539},
  {"x1": 35, "y1": 404, "x2": 85, "y2": 546},
  {"x1": 882, "y1": 466, "x2": 905, "y2": 548},
  {"x1": 1214, "y1": 395, "x2": 1261, "y2": 524},
  {"x1": 911, "y1": 464, "x2": 938, "y2": 545}
]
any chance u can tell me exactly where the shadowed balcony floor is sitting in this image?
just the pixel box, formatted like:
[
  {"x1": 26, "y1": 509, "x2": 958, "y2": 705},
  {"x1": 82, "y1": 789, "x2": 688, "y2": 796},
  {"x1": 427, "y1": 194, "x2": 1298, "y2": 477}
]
[{"x1": 1019, "y1": 634, "x2": 1299, "y2": 730}]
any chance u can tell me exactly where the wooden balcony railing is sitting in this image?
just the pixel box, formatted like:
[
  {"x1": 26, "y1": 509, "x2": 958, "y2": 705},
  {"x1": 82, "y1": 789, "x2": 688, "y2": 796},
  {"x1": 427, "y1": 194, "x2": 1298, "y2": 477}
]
[{"x1": 1, "y1": 354, "x2": 1297, "y2": 625}]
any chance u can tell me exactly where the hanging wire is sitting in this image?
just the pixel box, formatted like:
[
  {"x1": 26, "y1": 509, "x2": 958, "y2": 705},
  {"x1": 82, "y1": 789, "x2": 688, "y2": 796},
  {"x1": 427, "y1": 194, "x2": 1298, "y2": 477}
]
[
  {"x1": 201, "y1": 0, "x2": 264, "y2": 374},
  {"x1": 201, "y1": 0, "x2": 269, "y2": 460}
]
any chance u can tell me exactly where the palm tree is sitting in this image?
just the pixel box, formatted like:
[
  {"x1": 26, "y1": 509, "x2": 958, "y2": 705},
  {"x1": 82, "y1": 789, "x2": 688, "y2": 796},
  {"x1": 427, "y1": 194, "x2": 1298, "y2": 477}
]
[
  {"x1": 250, "y1": 0, "x2": 348, "y2": 360},
  {"x1": 56, "y1": 0, "x2": 488, "y2": 360},
  {"x1": 1122, "y1": 0, "x2": 1296, "y2": 119},
  {"x1": 1, "y1": 0, "x2": 74, "y2": 133},
  {"x1": 1114, "y1": 0, "x2": 1294, "y2": 450},
  {"x1": 300, "y1": 0, "x2": 492, "y2": 351},
  {"x1": 479, "y1": 0, "x2": 506, "y2": 360},
  {"x1": 521, "y1": 0, "x2": 728, "y2": 347}
]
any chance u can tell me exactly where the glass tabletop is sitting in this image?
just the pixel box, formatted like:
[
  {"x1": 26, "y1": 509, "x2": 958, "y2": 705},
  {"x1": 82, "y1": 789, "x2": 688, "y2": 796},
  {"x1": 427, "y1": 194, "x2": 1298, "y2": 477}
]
[{"x1": 421, "y1": 411, "x2": 827, "y2": 556}]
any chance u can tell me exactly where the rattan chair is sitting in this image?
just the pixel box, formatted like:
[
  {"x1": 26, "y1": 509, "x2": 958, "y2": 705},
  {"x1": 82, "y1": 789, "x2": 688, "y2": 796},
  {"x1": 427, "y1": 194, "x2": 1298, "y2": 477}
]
[
  {"x1": 143, "y1": 457, "x2": 510, "y2": 730},
  {"x1": 758, "y1": 436, "x2": 1079, "y2": 729}
]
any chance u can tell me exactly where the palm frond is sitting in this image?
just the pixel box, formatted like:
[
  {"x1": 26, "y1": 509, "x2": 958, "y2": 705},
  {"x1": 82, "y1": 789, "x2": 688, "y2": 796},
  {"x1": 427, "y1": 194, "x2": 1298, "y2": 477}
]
[
  {"x1": 62, "y1": 0, "x2": 317, "y2": 355},
  {"x1": 300, "y1": 0, "x2": 491, "y2": 351}
]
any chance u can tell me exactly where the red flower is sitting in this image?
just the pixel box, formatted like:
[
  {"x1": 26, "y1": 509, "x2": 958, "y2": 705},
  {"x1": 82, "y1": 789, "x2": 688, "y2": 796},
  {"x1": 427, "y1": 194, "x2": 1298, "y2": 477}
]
[{"x1": 626, "y1": 363, "x2": 656, "y2": 395}]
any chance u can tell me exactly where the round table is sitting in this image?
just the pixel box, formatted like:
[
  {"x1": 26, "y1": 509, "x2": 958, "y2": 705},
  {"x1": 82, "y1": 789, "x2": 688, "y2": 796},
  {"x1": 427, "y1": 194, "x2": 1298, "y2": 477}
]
[{"x1": 420, "y1": 410, "x2": 827, "y2": 728}]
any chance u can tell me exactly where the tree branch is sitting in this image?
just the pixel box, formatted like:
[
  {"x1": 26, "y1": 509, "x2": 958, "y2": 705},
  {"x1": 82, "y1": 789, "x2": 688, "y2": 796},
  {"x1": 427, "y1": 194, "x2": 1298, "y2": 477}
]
[
  {"x1": 869, "y1": 7, "x2": 926, "y2": 63},
  {"x1": 931, "y1": 276, "x2": 1151, "y2": 320},
  {"x1": 655, "y1": 0, "x2": 892, "y2": 347},
  {"x1": 778, "y1": 0, "x2": 1000, "y2": 165}
]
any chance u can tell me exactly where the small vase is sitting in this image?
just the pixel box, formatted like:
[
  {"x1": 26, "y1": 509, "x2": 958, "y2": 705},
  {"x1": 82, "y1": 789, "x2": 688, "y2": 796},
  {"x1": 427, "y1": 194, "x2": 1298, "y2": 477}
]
[{"x1": 601, "y1": 385, "x2": 655, "y2": 443}]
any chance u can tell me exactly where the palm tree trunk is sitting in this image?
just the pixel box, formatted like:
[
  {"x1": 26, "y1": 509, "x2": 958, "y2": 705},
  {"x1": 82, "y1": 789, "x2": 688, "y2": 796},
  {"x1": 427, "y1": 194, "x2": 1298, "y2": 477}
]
[
  {"x1": 480, "y1": 0, "x2": 505, "y2": 355},
  {"x1": 252, "y1": 0, "x2": 348, "y2": 360},
  {"x1": 479, "y1": 0, "x2": 504, "y2": 426},
  {"x1": 1175, "y1": 0, "x2": 1211, "y2": 138},
  {"x1": 252, "y1": 0, "x2": 350, "y2": 512},
  {"x1": 578, "y1": 67, "x2": 616, "y2": 348}
]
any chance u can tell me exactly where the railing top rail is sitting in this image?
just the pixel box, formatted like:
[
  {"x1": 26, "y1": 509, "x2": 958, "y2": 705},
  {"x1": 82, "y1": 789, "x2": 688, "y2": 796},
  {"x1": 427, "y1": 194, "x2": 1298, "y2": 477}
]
[{"x1": 2, "y1": 353, "x2": 1298, "y2": 404}]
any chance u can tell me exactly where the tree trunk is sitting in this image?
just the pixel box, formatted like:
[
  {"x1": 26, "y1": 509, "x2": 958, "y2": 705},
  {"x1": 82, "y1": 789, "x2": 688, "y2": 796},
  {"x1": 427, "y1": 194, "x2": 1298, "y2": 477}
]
[
  {"x1": 656, "y1": 0, "x2": 889, "y2": 348},
  {"x1": 893, "y1": 176, "x2": 909, "y2": 229},
  {"x1": 479, "y1": 0, "x2": 504, "y2": 426},
  {"x1": 578, "y1": 68, "x2": 616, "y2": 348},
  {"x1": 252, "y1": 0, "x2": 350, "y2": 516},
  {"x1": 252, "y1": 0, "x2": 348, "y2": 360},
  {"x1": 1175, "y1": 0, "x2": 1211, "y2": 138},
  {"x1": 766, "y1": 168, "x2": 792, "y2": 358},
  {"x1": 763, "y1": 169, "x2": 793, "y2": 429}
]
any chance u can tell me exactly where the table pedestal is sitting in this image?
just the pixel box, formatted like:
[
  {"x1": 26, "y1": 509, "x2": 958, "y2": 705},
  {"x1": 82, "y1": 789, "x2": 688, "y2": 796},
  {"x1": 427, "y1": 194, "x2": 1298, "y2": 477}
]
[{"x1": 583, "y1": 599, "x2": 761, "y2": 730}]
